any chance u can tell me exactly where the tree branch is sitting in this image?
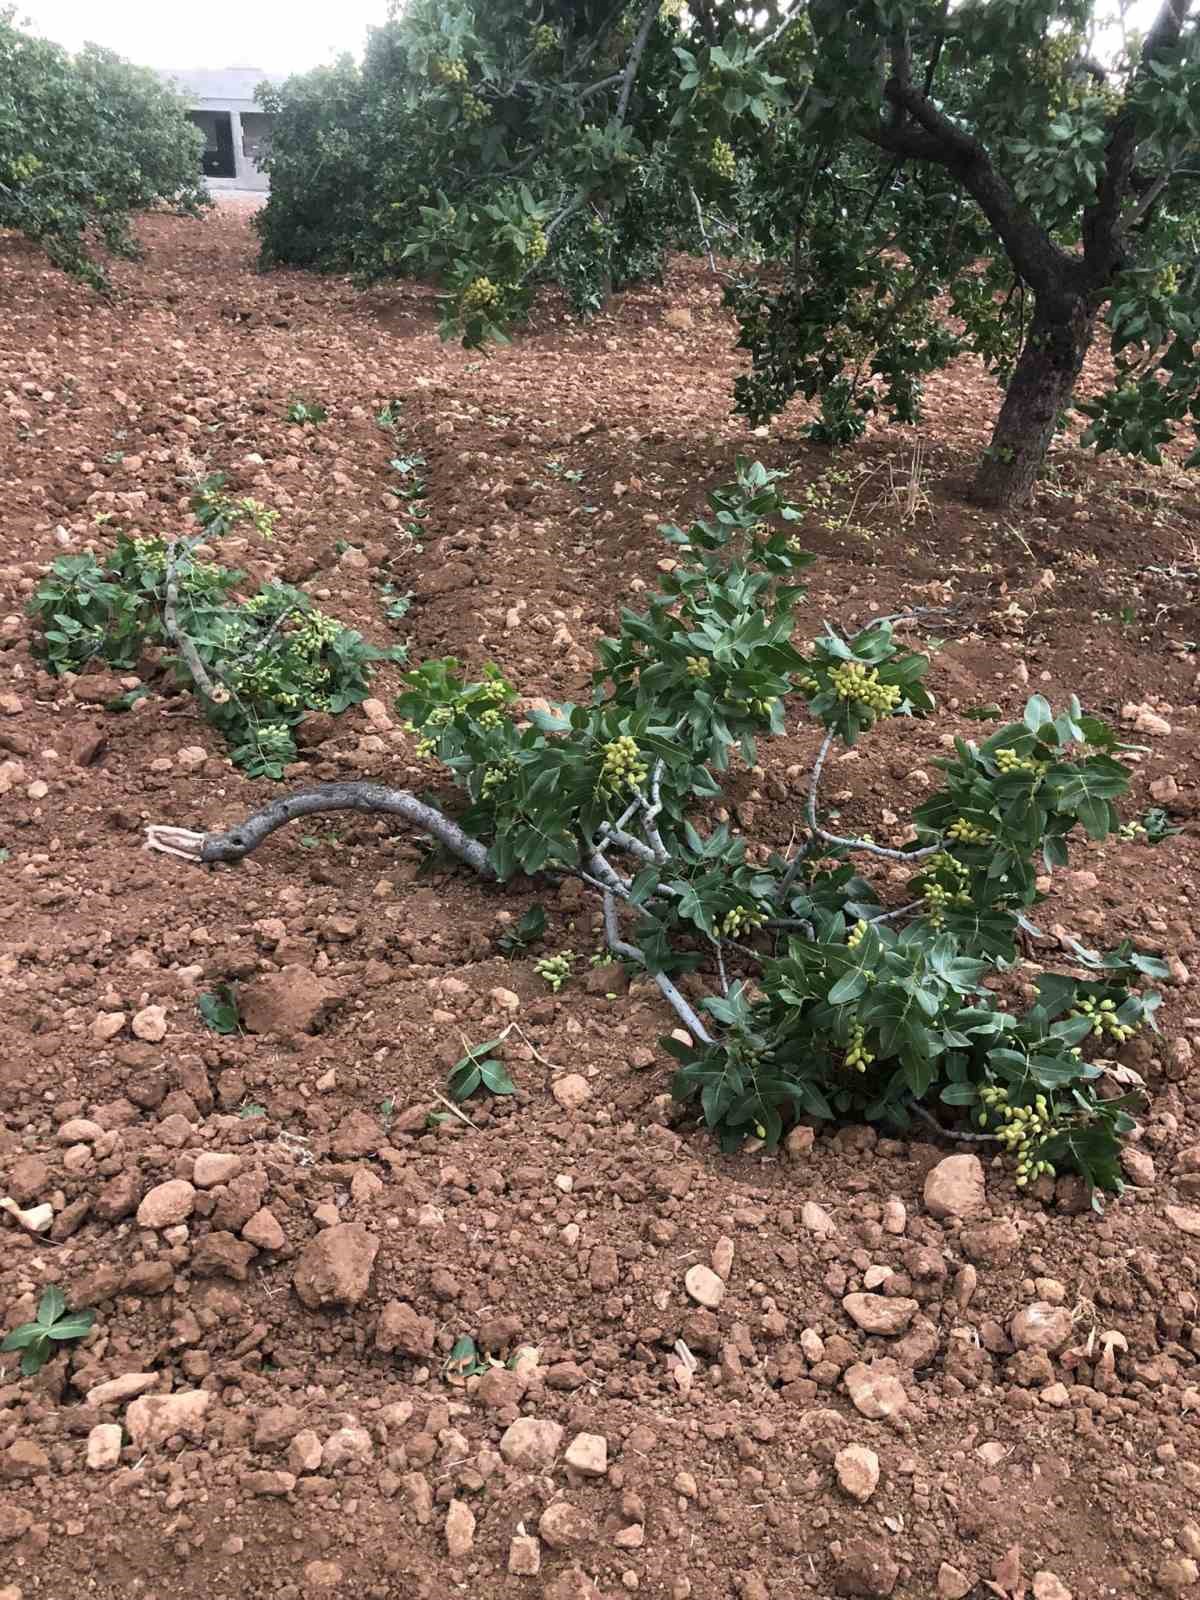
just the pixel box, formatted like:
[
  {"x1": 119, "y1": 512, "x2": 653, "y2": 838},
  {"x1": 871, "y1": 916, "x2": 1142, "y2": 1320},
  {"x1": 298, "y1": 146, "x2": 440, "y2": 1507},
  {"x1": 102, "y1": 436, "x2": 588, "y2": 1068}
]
[
  {"x1": 146, "y1": 783, "x2": 495, "y2": 874},
  {"x1": 1083, "y1": 0, "x2": 1190, "y2": 281},
  {"x1": 617, "y1": 0, "x2": 661, "y2": 124},
  {"x1": 163, "y1": 540, "x2": 229, "y2": 706}
]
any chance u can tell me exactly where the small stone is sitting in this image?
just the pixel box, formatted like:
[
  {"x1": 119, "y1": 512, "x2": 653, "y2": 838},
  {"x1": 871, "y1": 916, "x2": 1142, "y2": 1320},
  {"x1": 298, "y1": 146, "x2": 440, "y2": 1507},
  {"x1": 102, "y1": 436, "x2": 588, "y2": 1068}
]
[
  {"x1": 936, "y1": 1564, "x2": 974, "y2": 1600},
  {"x1": 685, "y1": 1263, "x2": 725, "y2": 1308},
  {"x1": 287, "y1": 1430, "x2": 322, "y2": 1474},
  {"x1": 321, "y1": 1426, "x2": 373, "y2": 1471},
  {"x1": 192, "y1": 1231, "x2": 257, "y2": 1281},
  {"x1": 87, "y1": 1372, "x2": 159, "y2": 1407},
  {"x1": 293, "y1": 1222, "x2": 378, "y2": 1308},
  {"x1": 243, "y1": 1469, "x2": 296, "y2": 1496},
  {"x1": 131, "y1": 1004, "x2": 168, "y2": 1042},
  {"x1": 833, "y1": 1536, "x2": 900, "y2": 1596},
  {"x1": 539, "y1": 1500, "x2": 597, "y2": 1549},
  {"x1": 882, "y1": 1197, "x2": 906, "y2": 1235},
  {"x1": 192, "y1": 1152, "x2": 242, "y2": 1188},
  {"x1": 500, "y1": 1417, "x2": 563, "y2": 1470},
  {"x1": 961, "y1": 1218, "x2": 1020, "y2": 1266},
  {"x1": 303, "y1": 1560, "x2": 344, "y2": 1592},
  {"x1": 376, "y1": 1299, "x2": 435, "y2": 1357},
  {"x1": 1158, "y1": 1558, "x2": 1200, "y2": 1592},
  {"x1": 444, "y1": 1497, "x2": 476, "y2": 1561},
  {"x1": 0, "y1": 1505, "x2": 32, "y2": 1541},
  {"x1": 784, "y1": 1125, "x2": 815, "y2": 1158},
  {"x1": 801, "y1": 1201, "x2": 836, "y2": 1236},
  {"x1": 614, "y1": 1524, "x2": 644, "y2": 1549},
  {"x1": 242, "y1": 1207, "x2": 286, "y2": 1250},
  {"x1": 92, "y1": 1010, "x2": 127, "y2": 1041},
  {"x1": 1120, "y1": 1146, "x2": 1156, "y2": 1187},
  {"x1": 923, "y1": 1154, "x2": 986, "y2": 1220},
  {"x1": 254, "y1": 1406, "x2": 303, "y2": 1450},
  {"x1": 1010, "y1": 1302, "x2": 1074, "y2": 1354},
  {"x1": 564, "y1": 1432, "x2": 608, "y2": 1477},
  {"x1": 842, "y1": 1293, "x2": 918, "y2": 1336},
  {"x1": 125, "y1": 1390, "x2": 210, "y2": 1447},
  {"x1": 1032, "y1": 1573, "x2": 1074, "y2": 1600},
  {"x1": 509, "y1": 1534, "x2": 542, "y2": 1575},
  {"x1": 552, "y1": 1073, "x2": 592, "y2": 1111},
  {"x1": 86, "y1": 1425, "x2": 122, "y2": 1470},
  {"x1": 490, "y1": 986, "x2": 520, "y2": 1011},
  {"x1": 834, "y1": 1443, "x2": 880, "y2": 1503},
  {"x1": 711, "y1": 1235, "x2": 735, "y2": 1281},
  {"x1": 1166, "y1": 1206, "x2": 1200, "y2": 1237},
  {"x1": 844, "y1": 1359, "x2": 908, "y2": 1420},
  {"x1": 136, "y1": 1178, "x2": 195, "y2": 1229}
]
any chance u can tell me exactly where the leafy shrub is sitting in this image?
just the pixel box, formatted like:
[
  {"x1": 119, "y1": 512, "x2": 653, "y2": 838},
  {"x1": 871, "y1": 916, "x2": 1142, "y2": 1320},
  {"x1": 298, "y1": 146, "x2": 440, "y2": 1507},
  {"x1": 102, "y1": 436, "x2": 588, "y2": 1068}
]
[
  {"x1": 29, "y1": 531, "x2": 400, "y2": 778},
  {"x1": 395, "y1": 460, "x2": 1167, "y2": 1202},
  {"x1": 0, "y1": 10, "x2": 208, "y2": 287}
]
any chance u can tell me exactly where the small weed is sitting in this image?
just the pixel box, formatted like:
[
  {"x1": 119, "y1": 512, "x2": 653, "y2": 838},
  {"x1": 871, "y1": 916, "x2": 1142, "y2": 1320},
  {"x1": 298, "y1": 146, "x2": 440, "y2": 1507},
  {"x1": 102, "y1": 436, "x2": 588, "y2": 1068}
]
[
  {"x1": 286, "y1": 399, "x2": 327, "y2": 425},
  {"x1": 380, "y1": 582, "x2": 413, "y2": 624},
  {"x1": 534, "y1": 950, "x2": 574, "y2": 992},
  {"x1": 238, "y1": 1101, "x2": 268, "y2": 1119},
  {"x1": 375, "y1": 399, "x2": 404, "y2": 430},
  {"x1": 447, "y1": 1037, "x2": 516, "y2": 1101},
  {"x1": 380, "y1": 1095, "x2": 396, "y2": 1130},
  {"x1": 1120, "y1": 808, "x2": 1182, "y2": 844},
  {"x1": 198, "y1": 984, "x2": 240, "y2": 1035},
  {"x1": 1, "y1": 1287, "x2": 95, "y2": 1377},
  {"x1": 497, "y1": 904, "x2": 547, "y2": 955}
]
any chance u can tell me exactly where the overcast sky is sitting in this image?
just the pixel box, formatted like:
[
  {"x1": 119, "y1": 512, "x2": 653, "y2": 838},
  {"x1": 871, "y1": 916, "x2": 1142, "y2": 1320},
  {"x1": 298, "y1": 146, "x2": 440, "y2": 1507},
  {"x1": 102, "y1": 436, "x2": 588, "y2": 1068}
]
[
  {"x1": 16, "y1": 0, "x2": 390, "y2": 75},
  {"x1": 15, "y1": 0, "x2": 1175, "y2": 78}
]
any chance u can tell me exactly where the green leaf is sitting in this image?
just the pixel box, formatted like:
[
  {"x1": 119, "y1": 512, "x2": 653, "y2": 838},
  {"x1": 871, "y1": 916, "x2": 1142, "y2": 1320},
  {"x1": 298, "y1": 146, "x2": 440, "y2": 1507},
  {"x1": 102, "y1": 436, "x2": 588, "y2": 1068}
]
[
  {"x1": 198, "y1": 988, "x2": 240, "y2": 1035},
  {"x1": 37, "y1": 1286, "x2": 66, "y2": 1327},
  {"x1": 1, "y1": 1323, "x2": 43, "y2": 1351},
  {"x1": 479, "y1": 1059, "x2": 516, "y2": 1095},
  {"x1": 47, "y1": 1311, "x2": 95, "y2": 1341},
  {"x1": 20, "y1": 1344, "x2": 48, "y2": 1377}
]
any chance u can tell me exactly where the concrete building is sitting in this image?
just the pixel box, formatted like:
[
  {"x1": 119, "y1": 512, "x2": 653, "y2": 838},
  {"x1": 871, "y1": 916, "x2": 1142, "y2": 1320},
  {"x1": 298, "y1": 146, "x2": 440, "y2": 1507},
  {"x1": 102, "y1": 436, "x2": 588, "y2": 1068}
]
[{"x1": 159, "y1": 67, "x2": 284, "y2": 193}]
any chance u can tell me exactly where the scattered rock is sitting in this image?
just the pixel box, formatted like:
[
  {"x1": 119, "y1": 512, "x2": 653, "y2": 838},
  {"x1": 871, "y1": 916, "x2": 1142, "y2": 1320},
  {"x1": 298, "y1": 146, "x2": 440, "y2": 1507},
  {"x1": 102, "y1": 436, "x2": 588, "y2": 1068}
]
[
  {"x1": 685, "y1": 1263, "x2": 726, "y2": 1309},
  {"x1": 136, "y1": 1178, "x2": 196, "y2": 1229},
  {"x1": 242, "y1": 1207, "x2": 286, "y2": 1250},
  {"x1": 192, "y1": 1230, "x2": 257, "y2": 1280},
  {"x1": 540, "y1": 1500, "x2": 597, "y2": 1549},
  {"x1": 85, "y1": 1423, "x2": 124, "y2": 1471},
  {"x1": 1010, "y1": 1302, "x2": 1073, "y2": 1355},
  {"x1": 238, "y1": 967, "x2": 341, "y2": 1036},
  {"x1": 833, "y1": 1536, "x2": 900, "y2": 1596},
  {"x1": 1157, "y1": 1558, "x2": 1200, "y2": 1592},
  {"x1": 1166, "y1": 1206, "x2": 1200, "y2": 1238},
  {"x1": 131, "y1": 1004, "x2": 168, "y2": 1042},
  {"x1": 834, "y1": 1444, "x2": 880, "y2": 1503},
  {"x1": 499, "y1": 1417, "x2": 564, "y2": 1470},
  {"x1": 2, "y1": 1440, "x2": 48, "y2": 1478},
  {"x1": 552, "y1": 1073, "x2": 592, "y2": 1111},
  {"x1": 936, "y1": 1564, "x2": 974, "y2": 1599},
  {"x1": 87, "y1": 1372, "x2": 159, "y2": 1407},
  {"x1": 842, "y1": 1293, "x2": 918, "y2": 1336},
  {"x1": 1032, "y1": 1574, "x2": 1074, "y2": 1600},
  {"x1": 564, "y1": 1432, "x2": 608, "y2": 1477},
  {"x1": 287, "y1": 1430, "x2": 322, "y2": 1474},
  {"x1": 445, "y1": 1499, "x2": 475, "y2": 1559},
  {"x1": 960, "y1": 1218, "x2": 1020, "y2": 1266},
  {"x1": 192, "y1": 1152, "x2": 242, "y2": 1187},
  {"x1": 844, "y1": 1359, "x2": 908, "y2": 1420},
  {"x1": 321, "y1": 1426, "x2": 373, "y2": 1471},
  {"x1": 509, "y1": 1534, "x2": 542, "y2": 1575},
  {"x1": 802, "y1": 1201, "x2": 837, "y2": 1236},
  {"x1": 376, "y1": 1299, "x2": 435, "y2": 1357},
  {"x1": 923, "y1": 1154, "x2": 986, "y2": 1221},
  {"x1": 293, "y1": 1223, "x2": 379, "y2": 1309},
  {"x1": 125, "y1": 1390, "x2": 210, "y2": 1447}
]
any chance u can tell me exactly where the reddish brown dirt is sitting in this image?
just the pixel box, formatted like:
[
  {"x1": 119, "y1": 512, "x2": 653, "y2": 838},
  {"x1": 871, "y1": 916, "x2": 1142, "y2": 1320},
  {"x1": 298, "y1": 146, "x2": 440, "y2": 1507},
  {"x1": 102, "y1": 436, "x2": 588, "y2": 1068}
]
[{"x1": 1, "y1": 204, "x2": 1200, "y2": 1600}]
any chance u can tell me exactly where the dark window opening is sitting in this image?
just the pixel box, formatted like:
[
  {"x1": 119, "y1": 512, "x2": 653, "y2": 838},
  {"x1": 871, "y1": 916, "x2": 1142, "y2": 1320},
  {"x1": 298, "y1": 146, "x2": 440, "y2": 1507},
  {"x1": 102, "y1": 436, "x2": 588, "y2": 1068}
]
[{"x1": 188, "y1": 111, "x2": 236, "y2": 179}]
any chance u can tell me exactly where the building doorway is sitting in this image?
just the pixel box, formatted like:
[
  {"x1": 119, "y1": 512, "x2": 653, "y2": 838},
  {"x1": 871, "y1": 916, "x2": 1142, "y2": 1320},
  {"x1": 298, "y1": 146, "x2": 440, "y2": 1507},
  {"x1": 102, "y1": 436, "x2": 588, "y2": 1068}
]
[{"x1": 188, "y1": 111, "x2": 236, "y2": 179}]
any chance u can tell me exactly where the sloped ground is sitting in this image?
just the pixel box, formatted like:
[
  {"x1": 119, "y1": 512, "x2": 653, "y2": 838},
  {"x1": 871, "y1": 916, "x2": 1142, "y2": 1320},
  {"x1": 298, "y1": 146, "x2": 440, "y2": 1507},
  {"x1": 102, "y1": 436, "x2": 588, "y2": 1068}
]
[{"x1": 1, "y1": 202, "x2": 1199, "y2": 1600}]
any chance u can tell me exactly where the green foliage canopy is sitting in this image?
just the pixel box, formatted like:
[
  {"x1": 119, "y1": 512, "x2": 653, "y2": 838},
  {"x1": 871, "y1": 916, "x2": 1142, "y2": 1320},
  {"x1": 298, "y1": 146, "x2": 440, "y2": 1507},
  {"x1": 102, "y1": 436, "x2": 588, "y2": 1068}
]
[
  {"x1": 258, "y1": 0, "x2": 1200, "y2": 503},
  {"x1": 0, "y1": 9, "x2": 208, "y2": 287}
]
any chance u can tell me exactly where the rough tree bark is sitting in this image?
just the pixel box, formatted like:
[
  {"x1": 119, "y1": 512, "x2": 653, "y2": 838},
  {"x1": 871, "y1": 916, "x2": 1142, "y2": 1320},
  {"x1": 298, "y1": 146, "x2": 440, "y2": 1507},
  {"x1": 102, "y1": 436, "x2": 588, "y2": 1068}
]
[{"x1": 971, "y1": 294, "x2": 1098, "y2": 508}]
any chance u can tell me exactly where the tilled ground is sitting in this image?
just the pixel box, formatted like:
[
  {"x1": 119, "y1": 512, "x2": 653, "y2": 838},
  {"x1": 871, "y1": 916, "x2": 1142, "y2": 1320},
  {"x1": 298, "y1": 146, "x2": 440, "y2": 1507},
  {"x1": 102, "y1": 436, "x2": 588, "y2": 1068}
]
[{"x1": 1, "y1": 202, "x2": 1200, "y2": 1600}]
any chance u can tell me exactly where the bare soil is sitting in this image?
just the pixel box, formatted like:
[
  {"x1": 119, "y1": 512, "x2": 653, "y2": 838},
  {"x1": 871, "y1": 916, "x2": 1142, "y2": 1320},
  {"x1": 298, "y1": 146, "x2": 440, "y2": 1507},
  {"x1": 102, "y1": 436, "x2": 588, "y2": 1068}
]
[{"x1": 1, "y1": 203, "x2": 1200, "y2": 1600}]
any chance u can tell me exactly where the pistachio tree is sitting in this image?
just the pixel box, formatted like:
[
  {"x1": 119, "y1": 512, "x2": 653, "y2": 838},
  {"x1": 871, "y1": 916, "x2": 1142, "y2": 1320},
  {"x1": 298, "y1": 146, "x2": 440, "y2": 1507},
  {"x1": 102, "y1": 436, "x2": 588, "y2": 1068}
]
[
  {"x1": 0, "y1": 10, "x2": 208, "y2": 288},
  {"x1": 259, "y1": 0, "x2": 1200, "y2": 507}
]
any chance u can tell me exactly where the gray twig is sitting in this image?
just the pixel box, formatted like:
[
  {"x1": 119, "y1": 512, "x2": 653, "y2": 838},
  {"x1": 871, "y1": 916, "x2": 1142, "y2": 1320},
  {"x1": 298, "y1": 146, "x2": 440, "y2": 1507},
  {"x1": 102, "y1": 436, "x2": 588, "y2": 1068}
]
[{"x1": 162, "y1": 539, "x2": 228, "y2": 705}]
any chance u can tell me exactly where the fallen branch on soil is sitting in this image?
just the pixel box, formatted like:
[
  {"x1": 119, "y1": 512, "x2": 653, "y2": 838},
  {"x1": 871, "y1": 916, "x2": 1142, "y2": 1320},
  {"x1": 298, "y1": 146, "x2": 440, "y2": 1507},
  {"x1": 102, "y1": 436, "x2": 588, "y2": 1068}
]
[
  {"x1": 146, "y1": 783, "x2": 494, "y2": 876},
  {"x1": 143, "y1": 459, "x2": 1166, "y2": 1201},
  {"x1": 162, "y1": 539, "x2": 230, "y2": 706}
]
